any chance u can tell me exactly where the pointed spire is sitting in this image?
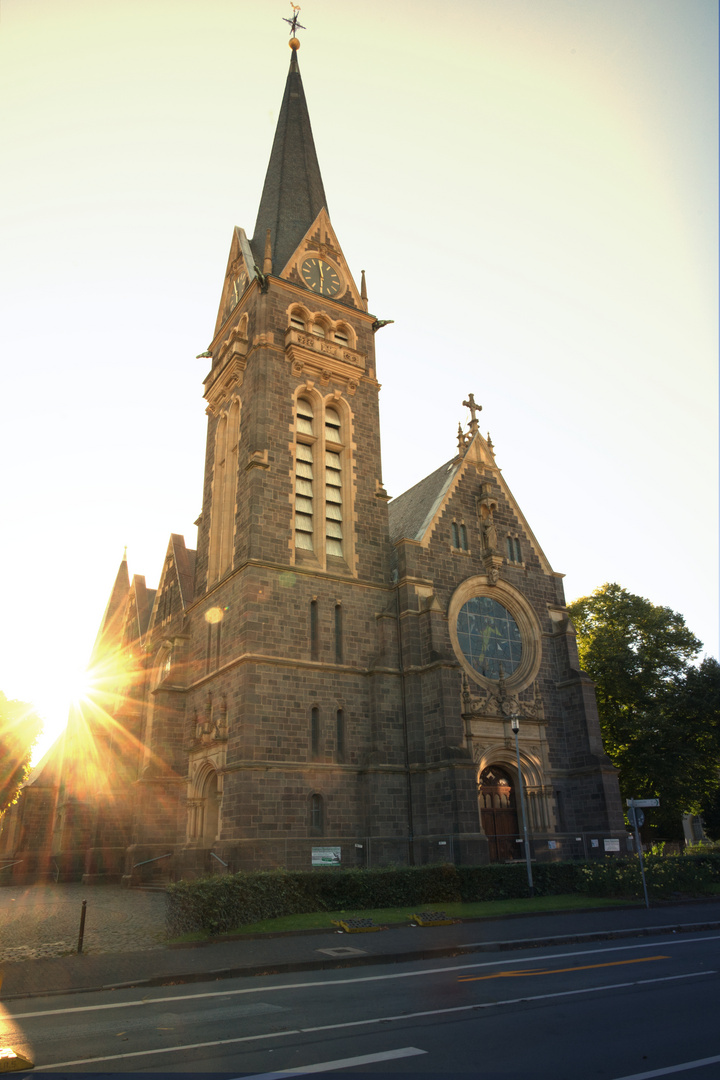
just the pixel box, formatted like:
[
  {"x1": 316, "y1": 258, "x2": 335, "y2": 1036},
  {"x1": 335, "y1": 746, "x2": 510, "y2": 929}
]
[
  {"x1": 90, "y1": 552, "x2": 130, "y2": 661},
  {"x1": 263, "y1": 228, "x2": 273, "y2": 275},
  {"x1": 251, "y1": 49, "x2": 328, "y2": 275},
  {"x1": 360, "y1": 269, "x2": 368, "y2": 310},
  {"x1": 457, "y1": 422, "x2": 466, "y2": 457}
]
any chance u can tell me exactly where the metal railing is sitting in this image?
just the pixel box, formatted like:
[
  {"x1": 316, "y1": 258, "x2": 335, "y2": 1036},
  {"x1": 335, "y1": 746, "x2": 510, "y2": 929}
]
[
  {"x1": 192, "y1": 831, "x2": 632, "y2": 873},
  {"x1": 132, "y1": 853, "x2": 172, "y2": 868}
]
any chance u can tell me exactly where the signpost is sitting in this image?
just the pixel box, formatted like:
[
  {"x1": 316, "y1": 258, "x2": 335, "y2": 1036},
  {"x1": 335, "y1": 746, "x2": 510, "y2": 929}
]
[{"x1": 627, "y1": 798, "x2": 659, "y2": 908}]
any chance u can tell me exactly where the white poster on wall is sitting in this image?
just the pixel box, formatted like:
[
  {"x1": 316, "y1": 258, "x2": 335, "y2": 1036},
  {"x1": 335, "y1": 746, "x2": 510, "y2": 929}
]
[{"x1": 312, "y1": 846, "x2": 341, "y2": 867}]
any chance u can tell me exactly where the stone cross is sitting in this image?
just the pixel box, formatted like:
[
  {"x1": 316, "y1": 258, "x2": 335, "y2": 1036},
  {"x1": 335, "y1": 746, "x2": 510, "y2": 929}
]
[{"x1": 463, "y1": 393, "x2": 482, "y2": 434}]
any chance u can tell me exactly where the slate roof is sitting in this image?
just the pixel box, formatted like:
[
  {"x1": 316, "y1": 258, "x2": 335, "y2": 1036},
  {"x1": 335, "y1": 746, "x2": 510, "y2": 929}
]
[
  {"x1": 21, "y1": 734, "x2": 64, "y2": 789},
  {"x1": 250, "y1": 49, "x2": 328, "y2": 275},
  {"x1": 171, "y1": 534, "x2": 196, "y2": 610},
  {"x1": 90, "y1": 555, "x2": 130, "y2": 660},
  {"x1": 388, "y1": 459, "x2": 460, "y2": 544},
  {"x1": 131, "y1": 575, "x2": 154, "y2": 637}
]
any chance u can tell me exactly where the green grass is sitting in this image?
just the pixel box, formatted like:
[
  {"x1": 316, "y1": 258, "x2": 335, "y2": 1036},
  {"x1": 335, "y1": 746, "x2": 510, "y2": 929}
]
[{"x1": 168, "y1": 893, "x2": 637, "y2": 944}]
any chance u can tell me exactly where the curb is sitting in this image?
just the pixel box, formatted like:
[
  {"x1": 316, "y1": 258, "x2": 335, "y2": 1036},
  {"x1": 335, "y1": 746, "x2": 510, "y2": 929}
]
[{"x1": 3, "y1": 918, "x2": 719, "y2": 1002}]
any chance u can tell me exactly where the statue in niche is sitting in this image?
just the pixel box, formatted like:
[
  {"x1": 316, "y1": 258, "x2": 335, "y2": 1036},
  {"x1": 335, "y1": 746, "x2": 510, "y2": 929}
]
[{"x1": 482, "y1": 508, "x2": 498, "y2": 552}]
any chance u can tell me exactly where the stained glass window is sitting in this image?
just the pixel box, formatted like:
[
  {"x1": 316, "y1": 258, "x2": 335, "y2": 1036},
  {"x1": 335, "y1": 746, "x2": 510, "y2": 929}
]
[{"x1": 456, "y1": 596, "x2": 522, "y2": 679}]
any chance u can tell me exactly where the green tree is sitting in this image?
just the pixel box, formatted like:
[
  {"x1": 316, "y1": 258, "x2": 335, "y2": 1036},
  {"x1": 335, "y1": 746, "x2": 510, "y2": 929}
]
[
  {"x1": 0, "y1": 692, "x2": 43, "y2": 815},
  {"x1": 568, "y1": 584, "x2": 718, "y2": 839}
]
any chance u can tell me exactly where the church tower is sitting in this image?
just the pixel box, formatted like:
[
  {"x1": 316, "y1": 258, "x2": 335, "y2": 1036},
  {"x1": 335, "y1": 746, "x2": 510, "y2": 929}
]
[
  {"x1": 172, "y1": 39, "x2": 406, "y2": 872},
  {"x1": 197, "y1": 43, "x2": 388, "y2": 590}
]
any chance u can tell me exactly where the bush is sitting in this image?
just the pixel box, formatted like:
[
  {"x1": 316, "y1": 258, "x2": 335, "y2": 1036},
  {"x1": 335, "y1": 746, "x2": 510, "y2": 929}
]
[
  {"x1": 166, "y1": 863, "x2": 462, "y2": 936},
  {"x1": 165, "y1": 854, "x2": 720, "y2": 936},
  {"x1": 577, "y1": 853, "x2": 720, "y2": 899}
]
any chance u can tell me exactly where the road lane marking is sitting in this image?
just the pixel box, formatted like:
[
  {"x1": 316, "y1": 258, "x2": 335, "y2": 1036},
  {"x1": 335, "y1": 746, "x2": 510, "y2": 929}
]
[
  {"x1": 6, "y1": 937, "x2": 719, "y2": 1021},
  {"x1": 457, "y1": 955, "x2": 668, "y2": 982},
  {"x1": 35, "y1": 969, "x2": 715, "y2": 1071},
  {"x1": 611, "y1": 1053, "x2": 720, "y2": 1079},
  {"x1": 464, "y1": 926, "x2": 720, "y2": 950},
  {"x1": 239, "y1": 1046, "x2": 427, "y2": 1078}
]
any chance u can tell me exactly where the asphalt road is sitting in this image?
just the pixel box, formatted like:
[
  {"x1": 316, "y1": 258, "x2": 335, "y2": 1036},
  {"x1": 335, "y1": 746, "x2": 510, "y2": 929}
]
[{"x1": 2, "y1": 929, "x2": 720, "y2": 1078}]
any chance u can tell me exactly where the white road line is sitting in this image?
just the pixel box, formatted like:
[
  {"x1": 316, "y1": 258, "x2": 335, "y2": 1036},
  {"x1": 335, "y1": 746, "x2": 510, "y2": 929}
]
[
  {"x1": 611, "y1": 1052, "x2": 720, "y2": 1078},
  {"x1": 6, "y1": 934, "x2": 720, "y2": 1022},
  {"x1": 238, "y1": 1046, "x2": 427, "y2": 1078},
  {"x1": 464, "y1": 924, "x2": 720, "y2": 950},
  {"x1": 35, "y1": 970, "x2": 715, "y2": 1071}
]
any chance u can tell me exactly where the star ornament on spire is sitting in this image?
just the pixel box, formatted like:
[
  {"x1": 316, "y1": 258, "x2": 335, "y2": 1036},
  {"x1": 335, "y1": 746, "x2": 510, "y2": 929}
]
[{"x1": 283, "y1": 3, "x2": 306, "y2": 45}]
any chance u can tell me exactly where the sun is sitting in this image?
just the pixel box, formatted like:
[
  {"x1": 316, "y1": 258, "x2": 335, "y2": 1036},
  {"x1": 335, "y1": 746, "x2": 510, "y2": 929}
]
[{"x1": 28, "y1": 653, "x2": 132, "y2": 767}]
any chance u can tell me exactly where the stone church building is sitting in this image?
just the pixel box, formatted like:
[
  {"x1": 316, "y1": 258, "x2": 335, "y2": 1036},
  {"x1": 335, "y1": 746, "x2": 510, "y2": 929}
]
[{"x1": 1, "y1": 43, "x2": 624, "y2": 884}]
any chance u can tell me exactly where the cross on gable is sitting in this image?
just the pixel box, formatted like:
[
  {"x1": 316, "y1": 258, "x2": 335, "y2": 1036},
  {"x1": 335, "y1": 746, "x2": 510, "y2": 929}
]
[{"x1": 463, "y1": 393, "x2": 482, "y2": 433}]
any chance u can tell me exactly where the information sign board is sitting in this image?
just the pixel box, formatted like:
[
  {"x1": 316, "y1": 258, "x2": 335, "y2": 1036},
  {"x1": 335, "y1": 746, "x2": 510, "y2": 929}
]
[{"x1": 311, "y1": 846, "x2": 341, "y2": 867}]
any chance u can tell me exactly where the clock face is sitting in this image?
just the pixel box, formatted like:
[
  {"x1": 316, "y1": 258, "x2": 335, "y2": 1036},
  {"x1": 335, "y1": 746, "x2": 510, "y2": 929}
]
[
  {"x1": 223, "y1": 265, "x2": 248, "y2": 320},
  {"x1": 301, "y1": 257, "x2": 341, "y2": 297},
  {"x1": 230, "y1": 267, "x2": 248, "y2": 308}
]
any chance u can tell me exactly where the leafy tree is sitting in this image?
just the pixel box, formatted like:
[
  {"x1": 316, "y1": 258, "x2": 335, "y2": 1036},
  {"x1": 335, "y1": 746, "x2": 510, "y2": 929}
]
[
  {"x1": 568, "y1": 584, "x2": 719, "y2": 839},
  {"x1": 0, "y1": 692, "x2": 43, "y2": 815}
]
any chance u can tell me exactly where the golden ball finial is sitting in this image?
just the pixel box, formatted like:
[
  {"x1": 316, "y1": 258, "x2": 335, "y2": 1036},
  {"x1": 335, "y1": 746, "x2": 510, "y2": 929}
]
[{"x1": 289, "y1": 37, "x2": 300, "y2": 50}]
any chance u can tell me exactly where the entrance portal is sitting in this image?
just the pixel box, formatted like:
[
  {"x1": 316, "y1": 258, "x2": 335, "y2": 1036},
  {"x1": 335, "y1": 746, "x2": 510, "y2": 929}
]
[
  {"x1": 479, "y1": 766, "x2": 519, "y2": 862},
  {"x1": 202, "y1": 771, "x2": 219, "y2": 846}
]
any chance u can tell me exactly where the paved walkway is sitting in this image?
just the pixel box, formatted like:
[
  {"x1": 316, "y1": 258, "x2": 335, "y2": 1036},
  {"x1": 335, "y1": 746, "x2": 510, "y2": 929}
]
[
  {"x1": 1, "y1": 891, "x2": 720, "y2": 1003},
  {"x1": 0, "y1": 884, "x2": 167, "y2": 961}
]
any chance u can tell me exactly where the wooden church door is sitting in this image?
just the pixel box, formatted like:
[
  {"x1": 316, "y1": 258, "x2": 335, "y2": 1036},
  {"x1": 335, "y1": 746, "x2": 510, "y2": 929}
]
[{"x1": 479, "y1": 766, "x2": 519, "y2": 861}]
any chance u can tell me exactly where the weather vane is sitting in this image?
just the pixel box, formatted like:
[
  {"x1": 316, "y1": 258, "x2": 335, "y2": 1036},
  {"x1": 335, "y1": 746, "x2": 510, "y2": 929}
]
[{"x1": 283, "y1": 3, "x2": 306, "y2": 38}]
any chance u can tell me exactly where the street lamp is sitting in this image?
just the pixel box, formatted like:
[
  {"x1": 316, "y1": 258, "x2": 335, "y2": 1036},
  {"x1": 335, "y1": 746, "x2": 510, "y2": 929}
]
[{"x1": 510, "y1": 712, "x2": 534, "y2": 897}]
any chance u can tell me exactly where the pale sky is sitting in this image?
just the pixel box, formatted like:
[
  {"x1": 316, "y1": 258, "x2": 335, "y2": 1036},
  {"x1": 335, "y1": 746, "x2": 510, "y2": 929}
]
[{"x1": 1, "y1": 0, "x2": 717, "y2": 765}]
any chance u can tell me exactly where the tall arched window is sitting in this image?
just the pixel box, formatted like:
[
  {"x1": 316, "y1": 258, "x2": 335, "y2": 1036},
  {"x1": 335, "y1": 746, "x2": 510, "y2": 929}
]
[
  {"x1": 310, "y1": 793, "x2": 324, "y2": 833},
  {"x1": 293, "y1": 393, "x2": 352, "y2": 568},
  {"x1": 324, "y1": 407, "x2": 343, "y2": 557},
  {"x1": 311, "y1": 706, "x2": 320, "y2": 759},
  {"x1": 208, "y1": 399, "x2": 240, "y2": 582},
  {"x1": 506, "y1": 535, "x2": 522, "y2": 564},
  {"x1": 334, "y1": 603, "x2": 343, "y2": 663},
  {"x1": 336, "y1": 708, "x2": 345, "y2": 762},
  {"x1": 294, "y1": 399, "x2": 315, "y2": 551}
]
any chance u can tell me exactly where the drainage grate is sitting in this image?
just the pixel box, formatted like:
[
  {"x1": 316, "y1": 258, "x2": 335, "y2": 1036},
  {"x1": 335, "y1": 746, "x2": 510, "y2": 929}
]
[{"x1": 316, "y1": 946, "x2": 368, "y2": 957}]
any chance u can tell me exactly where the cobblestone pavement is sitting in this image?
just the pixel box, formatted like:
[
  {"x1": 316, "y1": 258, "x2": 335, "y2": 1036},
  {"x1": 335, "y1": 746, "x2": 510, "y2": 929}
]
[{"x1": 0, "y1": 884, "x2": 168, "y2": 961}]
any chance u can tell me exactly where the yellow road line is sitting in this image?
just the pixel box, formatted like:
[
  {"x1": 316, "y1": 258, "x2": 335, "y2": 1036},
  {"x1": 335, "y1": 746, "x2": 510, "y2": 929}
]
[{"x1": 457, "y1": 955, "x2": 669, "y2": 982}]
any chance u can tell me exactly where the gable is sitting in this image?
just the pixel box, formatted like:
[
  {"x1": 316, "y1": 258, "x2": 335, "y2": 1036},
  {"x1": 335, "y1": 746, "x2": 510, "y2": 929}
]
[
  {"x1": 148, "y1": 534, "x2": 196, "y2": 633},
  {"x1": 213, "y1": 227, "x2": 255, "y2": 338},
  {"x1": 279, "y1": 209, "x2": 365, "y2": 311},
  {"x1": 390, "y1": 433, "x2": 553, "y2": 575}
]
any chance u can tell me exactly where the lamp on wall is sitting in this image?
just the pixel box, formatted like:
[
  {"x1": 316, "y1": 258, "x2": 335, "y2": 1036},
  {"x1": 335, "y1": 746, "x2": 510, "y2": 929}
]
[{"x1": 510, "y1": 712, "x2": 534, "y2": 897}]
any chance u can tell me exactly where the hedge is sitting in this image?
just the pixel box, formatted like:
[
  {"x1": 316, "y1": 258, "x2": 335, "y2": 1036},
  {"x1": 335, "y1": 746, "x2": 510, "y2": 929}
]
[
  {"x1": 576, "y1": 853, "x2": 720, "y2": 899},
  {"x1": 165, "y1": 854, "x2": 720, "y2": 937},
  {"x1": 166, "y1": 863, "x2": 461, "y2": 936}
]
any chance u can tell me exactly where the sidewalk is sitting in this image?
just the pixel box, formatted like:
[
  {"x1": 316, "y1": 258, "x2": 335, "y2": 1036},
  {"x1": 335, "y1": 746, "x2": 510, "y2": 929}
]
[{"x1": 2, "y1": 899, "x2": 720, "y2": 1002}]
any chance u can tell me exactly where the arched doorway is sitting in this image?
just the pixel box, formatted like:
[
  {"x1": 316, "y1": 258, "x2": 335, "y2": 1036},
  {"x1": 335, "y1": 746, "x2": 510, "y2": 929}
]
[
  {"x1": 201, "y1": 771, "x2": 219, "y2": 846},
  {"x1": 479, "y1": 766, "x2": 519, "y2": 862}
]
